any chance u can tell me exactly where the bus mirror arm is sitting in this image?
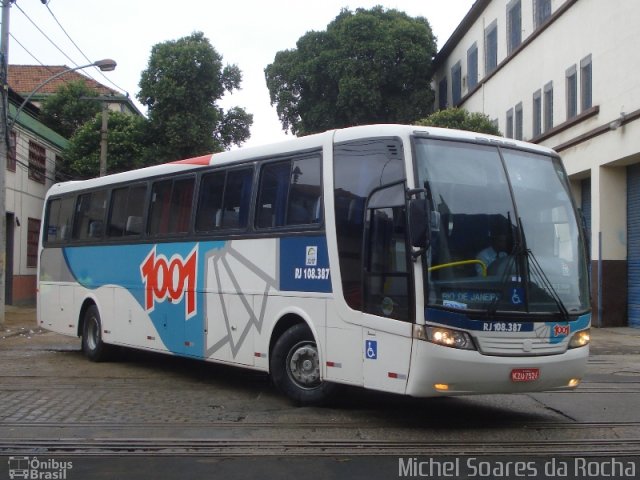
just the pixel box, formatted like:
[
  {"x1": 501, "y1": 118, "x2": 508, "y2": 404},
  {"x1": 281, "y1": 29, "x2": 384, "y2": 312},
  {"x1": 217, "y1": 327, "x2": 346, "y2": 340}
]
[{"x1": 408, "y1": 197, "x2": 431, "y2": 259}]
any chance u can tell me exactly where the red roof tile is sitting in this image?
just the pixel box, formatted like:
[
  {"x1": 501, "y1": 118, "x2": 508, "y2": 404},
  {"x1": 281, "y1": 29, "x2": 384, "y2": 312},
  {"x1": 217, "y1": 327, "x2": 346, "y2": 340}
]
[{"x1": 8, "y1": 65, "x2": 119, "y2": 97}]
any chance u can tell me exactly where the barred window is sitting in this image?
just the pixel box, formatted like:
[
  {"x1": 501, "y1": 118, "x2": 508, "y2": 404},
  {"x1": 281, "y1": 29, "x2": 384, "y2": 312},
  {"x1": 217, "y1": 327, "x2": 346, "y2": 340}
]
[
  {"x1": 28, "y1": 140, "x2": 46, "y2": 184},
  {"x1": 27, "y1": 218, "x2": 41, "y2": 268}
]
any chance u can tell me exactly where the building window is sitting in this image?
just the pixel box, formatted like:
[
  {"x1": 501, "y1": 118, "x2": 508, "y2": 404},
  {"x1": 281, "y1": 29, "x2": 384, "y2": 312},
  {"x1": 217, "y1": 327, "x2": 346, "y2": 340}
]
[
  {"x1": 507, "y1": 0, "x2": 522, "y2": 55},
  {"x1": 485, "y1": 20, "x2": 498, "y2": 75},
  {"x1": 27, "y1": 218, "x2": 41, "y2": 268},
  {"x1": 467, "y1": 43, "x2": 478, "y2": 90},
  {"x1": 28, "y1": 141, "x2": 46, "y2": 184},
  {"x1": 7, "y1": 131, "x2": 16, "y2": 172},
  {"x1": 581, "y1": 54, "x2": 593, "y2": 111},
  {"x1": 438, "y1": 76, "x2": 448, "y2": 110},
  {"x1": 451, "y1": 62, "x2": 462, "y2": 105},
  {"x1": 533, "y1": 89, "x2": 542, "y2": 137},
  {"x1": 515, "y1": 102, "x2": 523, "y2": 140},
  {"x1": 534, "y1": 0, "x2": 552, "y2": 29},
  {"x1": 566, "y1": 65, "x2": 578, "y2": 120},
  {"x1": 506, "y1": 108, "x2": 514, "y2": 139},
  {"x1": 544, "y1": 81, "x2": 554, "y2": 132}
]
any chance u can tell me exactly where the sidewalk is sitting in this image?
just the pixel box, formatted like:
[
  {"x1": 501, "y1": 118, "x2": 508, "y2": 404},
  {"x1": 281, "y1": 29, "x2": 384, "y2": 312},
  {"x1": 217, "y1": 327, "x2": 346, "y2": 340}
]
[
  {"x1": 0, "y1": 305, "x2": 39, "y2": 339},
  {"x1": 1, "y1": 305, "x2": 638, "y2": 354}
]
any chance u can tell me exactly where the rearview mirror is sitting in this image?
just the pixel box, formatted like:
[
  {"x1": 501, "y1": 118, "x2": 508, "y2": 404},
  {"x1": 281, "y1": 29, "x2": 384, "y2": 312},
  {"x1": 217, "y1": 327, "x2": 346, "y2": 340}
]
[{"x1": 409, "y1": 197, "x2": 431, "y2": 250}]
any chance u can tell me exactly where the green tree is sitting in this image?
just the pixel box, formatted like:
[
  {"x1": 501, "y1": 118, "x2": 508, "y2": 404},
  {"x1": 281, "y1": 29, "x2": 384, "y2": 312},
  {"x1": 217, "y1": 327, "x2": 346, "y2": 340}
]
[
  {"x1": 138, "y1": 32, "x2": 252, "y2": 163},
  {"x1": 40, "y1": 80, "x2": 102, "y2": 138},
  {"x1": 265, "y1": 7, "x2": 437, "y2": 136},
  {"x1": 62, "y1": 111, "x2": 147, "y2": 179},
  {"x1": 416, "y1": 108, "x2": 502, "y2": 136}
]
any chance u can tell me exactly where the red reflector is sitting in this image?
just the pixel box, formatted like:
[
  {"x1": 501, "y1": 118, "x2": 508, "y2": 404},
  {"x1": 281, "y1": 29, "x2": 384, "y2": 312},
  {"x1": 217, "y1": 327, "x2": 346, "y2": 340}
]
[
  {"x1": 511, "y1": 368, "x2": 540, "y2": 382},
  {"x1": 388, "y1": 372, "x2": 398, "y2": 378}
]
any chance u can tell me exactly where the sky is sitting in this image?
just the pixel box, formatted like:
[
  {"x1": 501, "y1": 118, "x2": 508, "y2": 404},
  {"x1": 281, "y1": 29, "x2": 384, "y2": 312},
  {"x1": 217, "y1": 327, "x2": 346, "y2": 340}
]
[{"x1": 8, "y1": 0, "x2": 475, "y2": 148}]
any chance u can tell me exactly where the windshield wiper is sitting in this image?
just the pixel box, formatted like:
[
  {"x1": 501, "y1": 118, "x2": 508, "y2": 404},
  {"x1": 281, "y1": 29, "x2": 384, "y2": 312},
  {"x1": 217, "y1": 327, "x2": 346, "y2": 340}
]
[{"x1": 525, "y1": 248, "x2": 570, "y2": 321}]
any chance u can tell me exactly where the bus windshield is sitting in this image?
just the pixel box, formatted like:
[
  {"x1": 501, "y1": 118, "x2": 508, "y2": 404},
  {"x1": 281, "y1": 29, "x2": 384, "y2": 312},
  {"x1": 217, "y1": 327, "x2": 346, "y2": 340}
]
[{"x1": 414, "y1": 138, "x2": 590, "y2": 317}]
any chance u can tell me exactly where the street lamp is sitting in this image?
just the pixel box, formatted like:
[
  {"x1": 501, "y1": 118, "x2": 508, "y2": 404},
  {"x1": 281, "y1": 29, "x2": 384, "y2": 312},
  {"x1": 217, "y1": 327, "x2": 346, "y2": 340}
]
[{"x1": 7, "y1": 58, "x2": 117, "y2": 130}]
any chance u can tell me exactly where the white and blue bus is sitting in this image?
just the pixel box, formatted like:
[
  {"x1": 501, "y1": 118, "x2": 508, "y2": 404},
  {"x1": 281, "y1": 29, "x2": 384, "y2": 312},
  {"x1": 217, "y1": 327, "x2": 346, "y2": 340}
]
[{"x1": 38, "y1": 124, "x2": 591, "y2": 404}]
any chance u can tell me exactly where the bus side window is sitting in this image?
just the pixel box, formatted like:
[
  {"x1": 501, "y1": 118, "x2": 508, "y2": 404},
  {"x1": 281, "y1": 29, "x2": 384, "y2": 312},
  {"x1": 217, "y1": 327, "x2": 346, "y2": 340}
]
[
  {"x1": 45, "y1": 197, "x2": 75, "y2": 243},
  {"x1": 255, "y1": 155, "x2": 322, "y2": 229},
  {"x1": 148, "y1": 177, "x2": 194, "y2": 236},
  {"x1": 287, "y1": 156, "x2": 322, "y2": 225},
  {"x1": 195, "y1": 171, "x2": 225, "y2": 232},
  {"x1": 195, "y1": 168, "x2": 252, "y2": 232},
  {"x1": 221, "y1": 169, "x2": 252, "y2": 229},
  {"x1": 108, "y1": 184, "x2": 147, "y2": 238},
  {"x1": 73, "y1": 190, "x2": 107, "y2": 242},
  {"x1": 256, "y1": 161, "x2": 290, "y2": 228}
]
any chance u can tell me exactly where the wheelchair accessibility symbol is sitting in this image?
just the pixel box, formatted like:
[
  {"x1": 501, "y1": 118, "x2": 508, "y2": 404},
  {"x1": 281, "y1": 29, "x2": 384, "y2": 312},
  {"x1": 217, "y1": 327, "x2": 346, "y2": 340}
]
[
  {"x1": 366, "y1": 340, "x2": 377, "y2": 360},
  {"x1": 511, "y1": 287, "x2": 524, "y2": 305}
]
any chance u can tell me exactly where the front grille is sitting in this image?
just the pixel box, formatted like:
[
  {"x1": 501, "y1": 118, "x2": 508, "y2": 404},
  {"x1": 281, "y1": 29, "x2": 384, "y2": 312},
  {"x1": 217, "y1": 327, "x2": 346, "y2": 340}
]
[{"x1": 475, "y1": 334, "x2": 567, "y2": 356}]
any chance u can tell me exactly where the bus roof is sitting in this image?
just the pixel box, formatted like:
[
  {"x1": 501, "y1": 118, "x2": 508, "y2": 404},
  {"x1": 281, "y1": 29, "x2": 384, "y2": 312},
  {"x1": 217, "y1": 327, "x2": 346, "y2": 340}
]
[{"x1": 46, "y1": 124, "x2": 557, "y2": 197}]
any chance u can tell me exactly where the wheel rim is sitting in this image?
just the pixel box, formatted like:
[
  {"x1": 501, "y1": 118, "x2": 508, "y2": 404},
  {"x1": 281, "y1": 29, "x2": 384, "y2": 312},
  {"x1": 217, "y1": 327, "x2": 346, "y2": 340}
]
[
  {"x1": 286, "y1": 341, "x2": 321, "y2": 389},
  {"x1": 86, "y1": 316, "x2": 99, "y2": 351}
]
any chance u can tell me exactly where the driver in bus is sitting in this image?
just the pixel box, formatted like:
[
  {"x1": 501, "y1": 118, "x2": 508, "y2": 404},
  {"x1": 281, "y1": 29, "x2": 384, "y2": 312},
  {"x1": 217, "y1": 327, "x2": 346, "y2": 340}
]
[{"x1": 476, "y1": 219, "x2": 511, "y2": 275}]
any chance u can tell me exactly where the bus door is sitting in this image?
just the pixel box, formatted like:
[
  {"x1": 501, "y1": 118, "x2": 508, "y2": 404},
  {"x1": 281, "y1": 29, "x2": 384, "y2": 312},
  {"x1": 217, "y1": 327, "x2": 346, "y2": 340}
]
[{"x1": 360, "y1": 181, "x2": 414, "y2": 394}]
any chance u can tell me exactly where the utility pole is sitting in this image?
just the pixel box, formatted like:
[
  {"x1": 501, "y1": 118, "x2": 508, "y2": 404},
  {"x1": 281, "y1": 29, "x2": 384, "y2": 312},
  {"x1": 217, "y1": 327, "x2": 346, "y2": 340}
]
[
  {"x1": 99, "y1": 103, "x2": 108, "y2": 176},
  {"x1": 0, "y1": 0, "x2": 14, "y2": 327}
]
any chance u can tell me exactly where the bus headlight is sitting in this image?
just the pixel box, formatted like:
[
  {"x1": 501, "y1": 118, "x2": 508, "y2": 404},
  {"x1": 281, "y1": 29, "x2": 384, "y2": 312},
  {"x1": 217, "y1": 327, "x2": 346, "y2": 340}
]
[
  {"x1": 420, "y1": 326, "x2": 476, "y2": 350},
  {"x1": 569, "y1": 329, "x2": 590, "y2": 348}
]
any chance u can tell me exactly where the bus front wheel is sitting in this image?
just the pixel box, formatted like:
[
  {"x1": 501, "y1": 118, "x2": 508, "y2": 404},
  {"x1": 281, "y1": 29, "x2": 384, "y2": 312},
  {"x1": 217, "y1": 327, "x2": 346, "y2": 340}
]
[
  {"x1": 81, "y1": 305, "x2": 111, "y2": 362},
  {"x1": 270, "y1": 324, "x2": 336, "y2": 405}
]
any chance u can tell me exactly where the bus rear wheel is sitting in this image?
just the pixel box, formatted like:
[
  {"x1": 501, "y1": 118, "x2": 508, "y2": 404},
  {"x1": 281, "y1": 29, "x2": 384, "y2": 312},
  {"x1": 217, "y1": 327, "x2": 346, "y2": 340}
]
[
  {"x1": 270, "y1": 324, "x2": 336, "y2": 405},
  {"x1": 81, "y1": 305, "x2": 111, "y2": 362}
]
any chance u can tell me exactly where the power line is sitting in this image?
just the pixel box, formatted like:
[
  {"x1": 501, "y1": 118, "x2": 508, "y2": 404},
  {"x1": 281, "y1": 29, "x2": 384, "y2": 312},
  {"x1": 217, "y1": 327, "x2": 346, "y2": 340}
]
[
  {"x1": 44, "y1": 2, "x2": 128, "y2": 96},
  {"x1": 9, "y1": 32, "x2": 55, "y2": 73},
  {"x1": 13, "y1": 2, "x2": 115, "y2": 94},
  {"x1": 14, "y1": 2, "x2": 79, "y2": 68}
]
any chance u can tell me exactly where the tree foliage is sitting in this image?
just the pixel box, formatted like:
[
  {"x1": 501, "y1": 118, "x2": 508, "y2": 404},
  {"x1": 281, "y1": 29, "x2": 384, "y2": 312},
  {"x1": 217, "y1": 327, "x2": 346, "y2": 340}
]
[
  {"x1": 416, "y1": 108, "x2": 502, "y2": 136},
  {"x1": 265, "y1": 7, "x2": 437, "y2": 136},
  {"x1": 40, "y1": 80, "x2": 102, "y2": 138},
  {"x1": 62, "y1": 111, "x2": 147, "y2": 179},
  {"x1": 138, "y1": 31, "x2": 252, "y2": 163}
]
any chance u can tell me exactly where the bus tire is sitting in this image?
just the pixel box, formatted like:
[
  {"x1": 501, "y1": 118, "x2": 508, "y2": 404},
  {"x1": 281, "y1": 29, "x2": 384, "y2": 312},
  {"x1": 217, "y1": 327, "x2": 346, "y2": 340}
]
[
  {"x1": 270, "y1": 323, "x2": 336, "y2": 405},
  {"x1": 81, "y1": 305, "x2": 110, "y2": 362}
]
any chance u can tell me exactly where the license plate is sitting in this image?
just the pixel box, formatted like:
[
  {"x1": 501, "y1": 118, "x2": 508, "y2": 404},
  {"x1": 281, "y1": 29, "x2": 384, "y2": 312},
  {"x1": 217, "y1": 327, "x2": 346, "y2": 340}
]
[{"x1": 511, "y1": 368, "x2": 540, "y2": 382}]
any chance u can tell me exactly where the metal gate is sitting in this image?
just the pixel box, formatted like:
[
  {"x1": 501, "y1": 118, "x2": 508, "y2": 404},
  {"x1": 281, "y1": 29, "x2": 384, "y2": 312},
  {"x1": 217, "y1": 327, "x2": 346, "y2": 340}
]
[{"x1": 627, "y1": 164, "x2": 640, "y2": 327}]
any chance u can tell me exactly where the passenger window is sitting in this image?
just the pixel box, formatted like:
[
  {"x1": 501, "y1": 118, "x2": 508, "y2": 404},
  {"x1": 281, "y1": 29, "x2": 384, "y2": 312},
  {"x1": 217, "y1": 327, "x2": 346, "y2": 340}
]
[
  {"x1": 108, "y1": 184, "x2": 147, "y2": 237},
  {"x1": 195, "y1": 172, "x2": 225, "y2": 231},
  {"x1": 148, "y1": 177, "x2": 195, "y2": 236},
  {"x1": 73, "y1": 190, "x2": 107, "y2": 241},
  {"x1": 287, "y1": 157, "x2": 322, "y2": 225},
  {"x1": 195, "y1": 168, "x2": 253, "y2": 232},
  {"x1": 45, "y1": 196, "x2": 75, "y2": 243},
  {"x1": 222, "y1": 169, "x2": 253, "y2": 229},
  {"x1": 256, "y1": 161, "x2": 290, "y2": 228},
  {"x1": 256, "y1": 155, "x2": 322, "y2": 229}
]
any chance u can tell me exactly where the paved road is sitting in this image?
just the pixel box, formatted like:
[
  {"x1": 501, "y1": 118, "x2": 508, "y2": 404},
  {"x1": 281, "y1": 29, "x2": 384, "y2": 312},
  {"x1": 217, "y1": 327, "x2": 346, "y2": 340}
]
[{"x1": 1, "y1": 308, "x2": 639, "y2": 479}]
